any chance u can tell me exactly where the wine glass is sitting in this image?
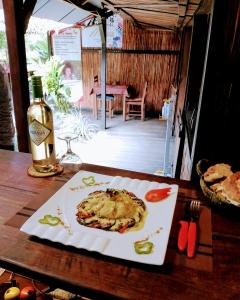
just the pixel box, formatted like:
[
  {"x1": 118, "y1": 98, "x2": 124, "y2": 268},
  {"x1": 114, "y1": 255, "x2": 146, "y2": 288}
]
[
  {"x1": 56, "y1": 113, "x2": 82, "y2": 164},
  {"x1": 58, "y1": 132, "x2": 82, "y2": 163}
]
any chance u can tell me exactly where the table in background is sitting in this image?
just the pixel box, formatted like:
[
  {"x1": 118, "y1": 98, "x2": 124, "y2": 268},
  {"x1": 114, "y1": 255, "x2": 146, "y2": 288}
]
[
  {"x1": 0, "y1": 149, "x2": 239, "y2": 300},
  {"x1": 90, "y1": 84, "x2": 129, "y2": 118}
]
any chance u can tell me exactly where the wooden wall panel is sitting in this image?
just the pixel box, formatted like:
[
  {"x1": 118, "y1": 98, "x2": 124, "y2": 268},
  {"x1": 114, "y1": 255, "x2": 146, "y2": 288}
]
[
  {"x1": 82, "y1": 51, "x2": 178, "y2": 115},
  {"x1": 122, "y1": 21, "x2": 180, "y2": 50},
  {"x1": 81, "y1": 21, "x2": 180, "y2": 116}
]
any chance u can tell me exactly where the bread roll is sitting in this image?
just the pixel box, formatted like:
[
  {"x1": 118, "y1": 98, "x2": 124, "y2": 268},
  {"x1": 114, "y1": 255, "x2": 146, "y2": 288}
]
[
  {"x1": 220, "y1": 172, "x2": 240, "y2": 203},
  {"x1": 203, "y1": 163, "x2": 233, "y2": 183}
]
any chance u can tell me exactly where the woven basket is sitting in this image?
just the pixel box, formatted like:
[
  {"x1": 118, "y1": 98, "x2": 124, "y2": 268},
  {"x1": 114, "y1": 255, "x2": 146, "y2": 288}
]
[{"x1": 196, "y1": 159, "x2": 240, "y2": 207}]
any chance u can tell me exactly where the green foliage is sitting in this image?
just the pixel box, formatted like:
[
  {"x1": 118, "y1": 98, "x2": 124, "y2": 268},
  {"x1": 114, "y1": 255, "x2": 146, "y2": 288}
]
[
  {"x1": 25, "y1": 33, "x2": 49, "y2": 69},
  {"x1": 0, "y1": 31, "x2": 8, "y2": 64},
  {"x1": 42, "y1": 56, "x2": 72, "y2": 114},
  {"x1": 0, "y1": 31, "x2": 7, "y2": 49},
  {"x1": 28, "y1": 38, "x2": 49, "y2": 64}
]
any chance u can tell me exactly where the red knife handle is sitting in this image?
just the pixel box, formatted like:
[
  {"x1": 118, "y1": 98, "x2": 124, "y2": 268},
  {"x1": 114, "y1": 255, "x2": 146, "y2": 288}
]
[
  {"x1": 178, "y1": 220, "x2": 189, "y2": 252},
  {"x1": 187, "y1": 221, "x2": 197, "y2": 258}
]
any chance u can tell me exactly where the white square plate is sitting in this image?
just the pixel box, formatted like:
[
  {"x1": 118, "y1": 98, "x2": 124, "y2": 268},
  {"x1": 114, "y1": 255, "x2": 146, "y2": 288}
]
[{"x1": 21, "y1": 171, "x2": 178, "y2": 265}]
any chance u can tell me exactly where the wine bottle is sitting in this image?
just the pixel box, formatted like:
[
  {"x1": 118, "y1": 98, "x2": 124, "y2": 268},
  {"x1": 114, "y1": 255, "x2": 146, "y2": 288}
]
[{"x1": 27, "y1": 75, "x2": 57, "y2": 173}]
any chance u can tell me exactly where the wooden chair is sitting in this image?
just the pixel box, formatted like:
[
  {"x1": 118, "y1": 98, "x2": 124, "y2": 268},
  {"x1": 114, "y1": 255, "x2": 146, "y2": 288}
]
[
  {"x1": 123, "y1": 82, "x2": 147, "y2": 121},
  {"x1": 93, "y1": 75, "x2": 115, "y2": 119},
  {"x1": 96, "y1": 94, "x2": 114, "y2": 119}
]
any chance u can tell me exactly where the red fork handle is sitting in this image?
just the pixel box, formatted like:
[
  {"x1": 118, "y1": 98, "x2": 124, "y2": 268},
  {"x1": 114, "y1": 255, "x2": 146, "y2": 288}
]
[
  {"x1": 177, "y1": 220, "x2": 189, "y2": 252},
  {"x1": 187, "y1": 221, "x2": 197, "y2": 258}
]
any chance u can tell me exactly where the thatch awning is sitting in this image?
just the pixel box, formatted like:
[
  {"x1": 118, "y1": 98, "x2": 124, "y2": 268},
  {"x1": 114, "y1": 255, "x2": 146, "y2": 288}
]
[
  {"x1": 1, "y1": 0, "x2": 213, "y2": 31},
  {"x1": 63, "y1": 0, "x2": 213, "y2": 31}
]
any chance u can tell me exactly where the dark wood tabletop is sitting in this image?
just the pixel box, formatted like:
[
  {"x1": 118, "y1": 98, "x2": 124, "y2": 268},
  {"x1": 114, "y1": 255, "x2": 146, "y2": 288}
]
[{"x1": 0, "y1": 149, "x2": 239, "y2": 300}]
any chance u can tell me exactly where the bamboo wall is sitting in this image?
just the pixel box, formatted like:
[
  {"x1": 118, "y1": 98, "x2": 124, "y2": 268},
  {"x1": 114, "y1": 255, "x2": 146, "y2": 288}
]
[
  {"x1": 122, "y1": 21, "x2": 180, "y2": 50},
  {"x1": 81, "y1": 21, "x2": 180, "y2": 115}
]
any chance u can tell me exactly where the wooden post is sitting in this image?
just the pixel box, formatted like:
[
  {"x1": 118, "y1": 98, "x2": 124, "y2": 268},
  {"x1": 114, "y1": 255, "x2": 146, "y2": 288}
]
[
  {"x1": 2, "y1": 0, "x2": 30, "y2": 152},
  {"x1": 99, "y1": 16, "x2": 107, "y2": 130}
]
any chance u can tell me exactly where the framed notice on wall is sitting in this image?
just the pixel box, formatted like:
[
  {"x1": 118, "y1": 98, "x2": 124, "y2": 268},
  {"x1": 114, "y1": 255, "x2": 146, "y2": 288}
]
[
  {"x1": 51, "y1": 27, "x2": 82, "y2": 102},
  {"x1": 51, "y1": 27, "x2": 82, "y2": 80},
  {"x1": 52, "y1": 28, "x2": 81, "y2": 61}
]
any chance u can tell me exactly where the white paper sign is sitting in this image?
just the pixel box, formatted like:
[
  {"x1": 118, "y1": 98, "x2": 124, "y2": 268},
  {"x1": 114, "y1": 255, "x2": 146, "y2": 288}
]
[
  {"x1": 52, "y1": 28, "x2": 81, "y2": 61},
  {"x1": 81, "y1": 26, "x2": 101, "y2": 48}
]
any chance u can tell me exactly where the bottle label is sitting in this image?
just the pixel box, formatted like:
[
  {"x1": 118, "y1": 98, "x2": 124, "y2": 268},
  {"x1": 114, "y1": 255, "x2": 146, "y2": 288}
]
[{"x1": 29, "y1": 119, "x2": 51, "y2": 146}]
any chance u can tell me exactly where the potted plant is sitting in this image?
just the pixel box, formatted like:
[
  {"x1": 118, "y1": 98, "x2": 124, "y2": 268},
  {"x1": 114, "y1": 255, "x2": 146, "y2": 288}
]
[{"x1": 43, "y1": 56, "x2": 71, "y2": 114}]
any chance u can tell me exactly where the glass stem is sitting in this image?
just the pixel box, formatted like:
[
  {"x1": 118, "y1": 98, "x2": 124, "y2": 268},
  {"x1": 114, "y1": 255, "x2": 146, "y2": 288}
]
[{"x1": 66, "y1": 138, "x2": 72, "y2": 153}]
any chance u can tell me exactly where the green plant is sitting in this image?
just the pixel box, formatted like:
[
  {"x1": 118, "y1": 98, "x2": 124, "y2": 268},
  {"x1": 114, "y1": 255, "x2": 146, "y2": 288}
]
[
  {"x1": 0, "y1": 31, "x2": 7, "y2": 49},
  {"x1": 0, "y1": 31, "x2": 8, "y2": 64},
  {"x1": 25, "y1": 34, "x2": 49, "y2": 65},
  {"x1": 42, "y1": 56, "x2": 71, "y2": 113}
]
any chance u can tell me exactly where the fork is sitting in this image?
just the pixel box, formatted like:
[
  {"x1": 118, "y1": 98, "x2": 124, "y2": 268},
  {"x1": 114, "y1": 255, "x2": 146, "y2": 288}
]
[{"x1": 187, "y1": 200, "x2": 200, "y2": 258}]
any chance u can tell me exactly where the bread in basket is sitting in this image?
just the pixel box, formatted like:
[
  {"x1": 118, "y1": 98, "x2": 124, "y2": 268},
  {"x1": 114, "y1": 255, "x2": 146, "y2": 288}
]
[{"x1": 196, "y1": 159, "x2": 240, "y2": 207}]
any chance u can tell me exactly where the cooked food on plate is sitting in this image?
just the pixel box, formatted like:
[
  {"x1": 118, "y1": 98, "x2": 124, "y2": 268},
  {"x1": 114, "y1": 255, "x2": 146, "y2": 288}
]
[
  {"x1": 203, "y1": 163, "x2": 233, "y2": 183},
  {"x1": 76, "y1": 188, "x2": 147, "y2": 233}
]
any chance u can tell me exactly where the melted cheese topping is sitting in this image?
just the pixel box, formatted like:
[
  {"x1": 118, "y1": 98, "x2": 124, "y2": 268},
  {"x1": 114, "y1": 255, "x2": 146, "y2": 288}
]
[{"x1": 76, "y1": 189, "x2": 146, "y2": 232}]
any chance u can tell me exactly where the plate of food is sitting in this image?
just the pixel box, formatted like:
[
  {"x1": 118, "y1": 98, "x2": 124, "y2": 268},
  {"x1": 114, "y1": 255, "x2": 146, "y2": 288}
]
[
  {"x1": 196, "y1": 159, "x2": 240, "y2": 207},
  {"x1": 20, "y1": 171, "x2": 178, "y2": 265}
]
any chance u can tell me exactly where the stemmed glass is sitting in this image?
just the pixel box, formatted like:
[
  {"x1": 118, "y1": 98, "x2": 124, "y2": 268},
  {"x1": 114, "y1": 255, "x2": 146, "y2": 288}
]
[
  {"x1": 58, "y1": 132, "x2": 82, "y2": 163},
  {"x1": 56, "y1": 112, "x2": 82, "y2": 164}
]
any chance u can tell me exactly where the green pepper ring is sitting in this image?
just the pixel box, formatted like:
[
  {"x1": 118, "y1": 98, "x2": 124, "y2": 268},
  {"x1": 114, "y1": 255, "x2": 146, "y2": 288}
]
[
  {"x1": 38, "y1": 214, "x2": 61, "y2": 226},
  {"x1": 134, "y1": 241, "x2": 154, "y2": 254}
]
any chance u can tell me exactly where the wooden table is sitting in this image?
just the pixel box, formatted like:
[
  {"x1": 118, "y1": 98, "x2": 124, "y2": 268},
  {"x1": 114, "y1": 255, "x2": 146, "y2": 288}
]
[
  {"x1": 0, "y1": 149, "x2": 239, "y2": 300},
  {"x1": 90, "y1": 84, "x2": 129, "y2": 119}
]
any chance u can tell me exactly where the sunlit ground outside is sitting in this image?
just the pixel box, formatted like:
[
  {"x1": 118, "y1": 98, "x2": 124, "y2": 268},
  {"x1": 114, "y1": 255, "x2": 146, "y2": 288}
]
[{"x1": 54, "y1": 109, "x2": 175, "y2": 175}]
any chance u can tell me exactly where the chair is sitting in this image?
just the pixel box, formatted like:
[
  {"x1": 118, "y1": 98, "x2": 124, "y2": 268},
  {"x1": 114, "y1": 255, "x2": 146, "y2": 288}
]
[
  {"x1": 123, "y1": 81, "x2": 147, "y2": 121},
  {"x1": 93, "y1": 75, "x2": 115, "y2": 119},
  {"x1": 96, "y1": 94, "x2": 114, "y2": 119}
]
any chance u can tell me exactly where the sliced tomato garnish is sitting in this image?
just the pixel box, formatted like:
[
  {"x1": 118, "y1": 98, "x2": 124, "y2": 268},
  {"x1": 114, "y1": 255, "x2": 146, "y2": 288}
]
[
  {"x1": 119, "y1": 224, "x2": 129, "y2": 233},
  {"x1": 145, "y1": 188, "x2": 171, "y2": 202}
]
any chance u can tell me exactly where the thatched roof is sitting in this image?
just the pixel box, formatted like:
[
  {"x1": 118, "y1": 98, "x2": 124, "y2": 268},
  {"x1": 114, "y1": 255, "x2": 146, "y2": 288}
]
[
  {"x1": 64, "y1": 0, "x2": 213, "y2": 31},
  {"x1": 0, "y1": 0, "x2": 213, "y2": 31}
]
